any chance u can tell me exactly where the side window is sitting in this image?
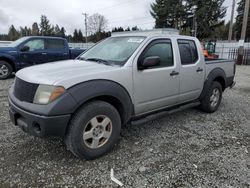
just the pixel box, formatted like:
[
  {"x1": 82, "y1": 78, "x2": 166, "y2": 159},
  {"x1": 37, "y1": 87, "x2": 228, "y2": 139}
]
[
  {"x1": 46, "y1": 39, "x2": 65, "y2": 50},
  {"x1": 142, "y1": 41, "x2": 174, "y2": 68},
  {"x1": 178, "y1": 40, "x2": 198, "y2": 65},
  {"x1": 24, "y1": 39, "x2": 45, "y2": 51}
]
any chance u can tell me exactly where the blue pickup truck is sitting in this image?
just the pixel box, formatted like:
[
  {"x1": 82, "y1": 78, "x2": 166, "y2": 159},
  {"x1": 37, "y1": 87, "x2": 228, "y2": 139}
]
[{"x1": 0, "y1": 36, "x2": 85, "y2": 79}]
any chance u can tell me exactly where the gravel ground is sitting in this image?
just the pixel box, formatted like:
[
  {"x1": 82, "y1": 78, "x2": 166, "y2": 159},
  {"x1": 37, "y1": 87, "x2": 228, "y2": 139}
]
[{"x1": 0, "y1": 66, "x2": 250, "y2": 188}]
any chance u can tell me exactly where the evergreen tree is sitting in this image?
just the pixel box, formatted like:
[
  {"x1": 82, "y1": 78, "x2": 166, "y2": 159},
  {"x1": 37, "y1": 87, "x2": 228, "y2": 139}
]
[
  {"x1": 8, "y1": 25, "x2": 20, "y2": 41},
  {"x1": 54, "y1": 24, "x2": 61, "y2": 36},
  {"x1": 72, "y1": 29, "x2": 79, "y2": 42},
  {"x1": 132, "y1": 26, "x2": 139, "y2": 31},
  {"x1": 31, "y1": 22, "x2": 39, "y2": 36},
  {"x1": 20, "y1": 26, "x2": 31, "y2": 37},
  {"x1": 78, "y1": 30, "x2": 84, "y2": 42},
  {"x1": 186, "y1": 0, "x2": 226, "y2": 39},
  {"x1": 125, "y1": 27, "x2": 131, "y2": 31},
  {"x1": 150, "y1": 0, "x2": 186, "y2": 29},
  {"x1": 39, "y1": 15, "x2": 52, "y2": 36},
  {"x1": 235, "y1": 0, "x2": 250, "y2": 40},
  {"x1": 60, "y1": 27, "x2": 66, "y2": 38}
]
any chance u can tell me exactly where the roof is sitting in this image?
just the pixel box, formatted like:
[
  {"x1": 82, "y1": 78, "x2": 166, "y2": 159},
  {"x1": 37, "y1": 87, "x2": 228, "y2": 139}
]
[
  {"x1": 24, "y1": 36, "x2": 66, "y2": 40},
  {"x1": 111, "y1": 28, "x2": 180, "y2": 37}
]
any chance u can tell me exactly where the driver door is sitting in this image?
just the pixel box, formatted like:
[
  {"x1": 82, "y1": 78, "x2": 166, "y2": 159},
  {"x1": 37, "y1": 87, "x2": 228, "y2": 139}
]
[
  {"x1": 133, "y1": 39, "x2": 180, "y2": 115},
  {"x1": 19, "y1": 38, "x2": 47, "y2": 67}
]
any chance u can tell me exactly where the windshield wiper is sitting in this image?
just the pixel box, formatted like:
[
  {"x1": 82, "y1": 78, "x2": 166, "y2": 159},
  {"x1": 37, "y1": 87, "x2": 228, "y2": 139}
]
[{"x1": 86, "y1": 58, "x2": 112, "y2": 66}]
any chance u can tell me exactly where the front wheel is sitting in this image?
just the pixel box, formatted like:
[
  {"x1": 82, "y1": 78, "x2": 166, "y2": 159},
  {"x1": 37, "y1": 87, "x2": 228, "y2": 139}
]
[
  {"x1": 64, "y1": 101, "x2": 121, "y2": 160},
  {"x1": 200, "y1": 81, "x2": 222, "y2": 113},
  {"x1": 0, "y1": 61, "x2": 13, "y2": 79}
]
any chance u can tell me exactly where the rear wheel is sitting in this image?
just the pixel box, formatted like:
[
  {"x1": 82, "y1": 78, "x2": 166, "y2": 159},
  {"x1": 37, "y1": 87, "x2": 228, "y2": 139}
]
[
  {"x1": 0, "y1": 61, "x2": 13, "y2": 79},
  {"x1": 65, "y1": 101, "x2": 121, "y2": 160},
  {"x1": 200, "y1": 81, "x2": 222, "y2": 113}
]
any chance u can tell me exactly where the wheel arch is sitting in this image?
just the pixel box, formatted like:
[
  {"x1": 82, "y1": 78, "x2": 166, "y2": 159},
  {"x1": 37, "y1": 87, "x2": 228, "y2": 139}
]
[
  {"x1": 0, "y1": 56, "x2": 16, "y2": 71},
  {"x1": 199, "y1": 68, "x2": 226, "y2": 100},
  {"x1": 67, "y1": 79, "x2": 134, "y2": 125}
]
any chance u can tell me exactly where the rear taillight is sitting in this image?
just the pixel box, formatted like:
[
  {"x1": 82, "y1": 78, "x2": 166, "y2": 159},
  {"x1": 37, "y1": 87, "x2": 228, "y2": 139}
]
[{"x1": 234, "y1": 62, "x2": 236, "y2": 75}]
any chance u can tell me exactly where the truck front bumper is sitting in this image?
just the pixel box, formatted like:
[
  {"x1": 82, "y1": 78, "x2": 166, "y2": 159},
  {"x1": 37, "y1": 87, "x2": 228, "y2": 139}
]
[{"x1": 9, "y1": 98, "x2": 71, "y2": 138}]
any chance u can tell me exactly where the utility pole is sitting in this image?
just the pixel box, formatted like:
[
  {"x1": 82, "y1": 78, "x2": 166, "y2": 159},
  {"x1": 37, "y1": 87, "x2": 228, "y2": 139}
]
[
  {"x1": 82, "y1": 13, "x2": 88, "y2": 43},
  {"x1": 237, "y1": 0, "x2": 250, "y2": 65},
  {"x1": 228, "y1": 0, "x2": 236, "y2": 42}
]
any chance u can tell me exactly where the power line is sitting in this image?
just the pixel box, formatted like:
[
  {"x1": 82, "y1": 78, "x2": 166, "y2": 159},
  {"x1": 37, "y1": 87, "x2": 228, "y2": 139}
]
[{"x1": 87, "y1": 0, "x2": 145, "y2": 13}]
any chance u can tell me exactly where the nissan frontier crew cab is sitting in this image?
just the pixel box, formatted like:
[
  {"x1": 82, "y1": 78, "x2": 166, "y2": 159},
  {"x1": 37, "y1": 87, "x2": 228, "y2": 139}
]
[{"x1": 8, "y1": 29, "x2": 236, "y2": 159}]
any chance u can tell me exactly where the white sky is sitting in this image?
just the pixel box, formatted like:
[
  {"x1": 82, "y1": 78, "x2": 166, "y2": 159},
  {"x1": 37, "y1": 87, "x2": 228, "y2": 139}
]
[{"x1": 0, "y1": 0, "x2": 236, "y2": 35}]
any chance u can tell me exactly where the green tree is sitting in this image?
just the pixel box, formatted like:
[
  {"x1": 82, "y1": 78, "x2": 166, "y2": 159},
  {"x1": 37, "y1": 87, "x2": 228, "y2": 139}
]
[
  {"x1": 132, "y1": 26, "x2": 139, "y2": 31},
  {"x1": 20, "y1": 26, "x2": 31, "y2": 37},
  {"x1": 186, "y1": 0, "x2": 226, "y2": 39},
  {"x1": 150, "y1": 0, "x2": 186, "y2": 29},
  {"x1": 31, "y1": 22, "x2": 39, "y2": 36},
  {"x1": 78, "y1": 29, "x2": 84, "y2": 42},
  {"x1": 60, "y1": 27, "x2": 66, "y2": 38},
  {"x1": 54, "y1": 24, "x2": 61, "y2": 36},
  {"x1": 72, "y1": 29, "x2": 79, "y2": 42},
  {"x1": 8, "y1": 25, "x2": 20, "y2": 40},
  {"x1": 235, "y1": 0, "x2": 250, "y2": 40},
  {"x1": 39, "y1": 15, "x2": 52, "y2": 36}
]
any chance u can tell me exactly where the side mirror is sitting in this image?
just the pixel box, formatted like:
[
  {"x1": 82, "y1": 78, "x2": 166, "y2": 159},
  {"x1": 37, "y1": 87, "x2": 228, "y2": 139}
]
[
  {"x1": 20, "y1": 46, "x2": 30, "y2": 52},
  {"x1": 139, "y1": 56, "x2": 160, "y2": 70}
]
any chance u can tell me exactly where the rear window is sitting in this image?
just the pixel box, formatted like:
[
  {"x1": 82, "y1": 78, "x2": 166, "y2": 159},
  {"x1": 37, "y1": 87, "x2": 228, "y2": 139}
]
[
  {"x1": 178, "y1": 40, "x2": 198, "y2": 65},
  {"x1": 46, "y1": 39, "x2": 65, "y2": 49}
]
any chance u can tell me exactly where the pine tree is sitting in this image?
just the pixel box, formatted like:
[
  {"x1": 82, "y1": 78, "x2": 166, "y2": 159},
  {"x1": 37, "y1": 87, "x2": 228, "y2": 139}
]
[
  {"x1": 8, "y1": 25, "x2": 20, "y2": 41},
  {"x1": 78, "y1": 30, "x2": 84, "y2": 42},
  {"x1": 39, "y1": 15, "x2": 52, "y2": 36},
  {"x1": 54, "y1": 25, "x2": 61, "y2": 36},
  {"x1": 235, "y1": 0, "x2": 250, "y2": 40},
  {"x1": 31, "y1": 22, "x2": 39, "y2": 36},
  {"x1": 150, "y1": 0, "x2": 186, "y2": 29},
  {"x1": 72, "y1": 29, "x2": 79, "y2": 42},
  {"x1": 60, "y1": 27, "x2": 66, "y2": 38},
  {"x1": 186, "y1": 0, "x2": 226, "y2": 39}
]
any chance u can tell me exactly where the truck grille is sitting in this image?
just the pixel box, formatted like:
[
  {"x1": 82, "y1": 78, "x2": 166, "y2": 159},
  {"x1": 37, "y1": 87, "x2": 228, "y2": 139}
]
[{"x1": 14, "y1": 77, "x2": 39, "y2": 103}]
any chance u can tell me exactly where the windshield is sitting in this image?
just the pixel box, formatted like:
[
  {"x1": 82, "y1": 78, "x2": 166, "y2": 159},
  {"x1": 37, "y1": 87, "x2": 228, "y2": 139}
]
[
  {"x1": 79, "y1": 36, "x2": 145, "y2": 66},
  {"x1": 8, "y1": 37, "x2": 30, "y2": 47}
]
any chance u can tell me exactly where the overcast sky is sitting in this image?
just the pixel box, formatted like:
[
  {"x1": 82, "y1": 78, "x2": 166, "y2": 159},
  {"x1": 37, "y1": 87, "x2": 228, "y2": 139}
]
[{"x1": 0, "y1": 0, "x2": 235, "y2": 35}]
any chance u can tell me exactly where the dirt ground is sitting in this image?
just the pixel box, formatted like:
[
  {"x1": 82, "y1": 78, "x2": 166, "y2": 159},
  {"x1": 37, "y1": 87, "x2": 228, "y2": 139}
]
[{"x1": 0, "y1": 66, "x2": 249, "y2": 187}]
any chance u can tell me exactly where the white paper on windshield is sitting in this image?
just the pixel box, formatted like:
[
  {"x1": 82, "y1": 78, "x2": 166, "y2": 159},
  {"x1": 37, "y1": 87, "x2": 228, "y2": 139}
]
[{"x1": 127, "y1": 38, "x2": 144, "y2": 43}]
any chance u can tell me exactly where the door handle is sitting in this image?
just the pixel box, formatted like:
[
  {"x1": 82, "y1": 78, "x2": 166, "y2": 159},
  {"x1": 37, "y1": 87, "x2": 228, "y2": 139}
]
[
  {"x1": 42, "y1": 52, "x2": 47, "y2": 55},
  {"x1": 170, "y1": 71, "x2": 179, "y2": 76},
  {"x1": 196, "y1": 67, "x2": 203, "y2": 72}
]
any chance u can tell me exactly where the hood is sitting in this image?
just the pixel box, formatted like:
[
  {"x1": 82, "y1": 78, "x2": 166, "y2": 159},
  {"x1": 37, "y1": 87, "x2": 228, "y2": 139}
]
[
  {"x1": 0, "y1": 47, "x2": 16, "y2": 52},
  {"x1": 16, "y1": 60, "x2": 120, "y2": 87}
]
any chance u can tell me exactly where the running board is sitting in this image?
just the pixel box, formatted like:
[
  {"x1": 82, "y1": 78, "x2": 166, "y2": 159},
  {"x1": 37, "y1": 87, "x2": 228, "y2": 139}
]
[{"x1": 131, "y1": 101, "x2": 200, "y2": 126}]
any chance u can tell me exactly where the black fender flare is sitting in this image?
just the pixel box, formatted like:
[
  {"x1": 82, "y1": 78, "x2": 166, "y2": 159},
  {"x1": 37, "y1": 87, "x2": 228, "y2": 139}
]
[
  {"x1": 67, "y1": 79, "x2": 134, "y2": 124},
  {"x1": 199, "y1": 68, "x2": 226, "y2": 100}
]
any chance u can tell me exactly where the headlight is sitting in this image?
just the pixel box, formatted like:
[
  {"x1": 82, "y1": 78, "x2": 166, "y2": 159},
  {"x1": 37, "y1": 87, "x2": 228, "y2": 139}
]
[{"x1": 33, "y1": 85, "x2": 65, "y2": 105}]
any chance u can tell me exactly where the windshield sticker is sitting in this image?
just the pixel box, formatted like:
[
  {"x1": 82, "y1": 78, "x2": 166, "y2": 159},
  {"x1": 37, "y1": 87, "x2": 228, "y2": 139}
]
[{"x1": 127, "y1": 38, "x2": 144, "y2": 43}]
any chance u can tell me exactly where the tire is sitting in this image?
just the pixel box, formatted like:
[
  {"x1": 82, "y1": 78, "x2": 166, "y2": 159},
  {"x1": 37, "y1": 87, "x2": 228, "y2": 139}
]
[
  {"x1": 64, "y1": 101, "x2": 121, "y2": 160},
  {"x1": 0, "y1": 61, "x2": 13, "y2": 79},
  {"x1": 200, "y1": 81, "x2": 222, "y2": 113}
]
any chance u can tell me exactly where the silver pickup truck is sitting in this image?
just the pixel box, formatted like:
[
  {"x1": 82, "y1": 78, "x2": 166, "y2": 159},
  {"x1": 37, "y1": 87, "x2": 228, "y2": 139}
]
[{"x1": 8, "y1": 30, "x2": 235, "y2": 159}]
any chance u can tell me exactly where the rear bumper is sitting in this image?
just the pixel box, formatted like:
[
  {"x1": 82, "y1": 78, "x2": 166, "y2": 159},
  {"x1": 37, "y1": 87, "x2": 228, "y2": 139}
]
[{"x1": 9, "y1": 98, "x2": 71, "y2": 138}]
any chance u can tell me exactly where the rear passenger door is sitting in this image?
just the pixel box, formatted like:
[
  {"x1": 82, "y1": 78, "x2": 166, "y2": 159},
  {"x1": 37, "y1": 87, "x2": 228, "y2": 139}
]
[
  {"x1": 45, "y1": 39, "x2": 69, "y2": 62},
  {"x1": 178, "y1": 39, "x2": 205, "y2": 103}
]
